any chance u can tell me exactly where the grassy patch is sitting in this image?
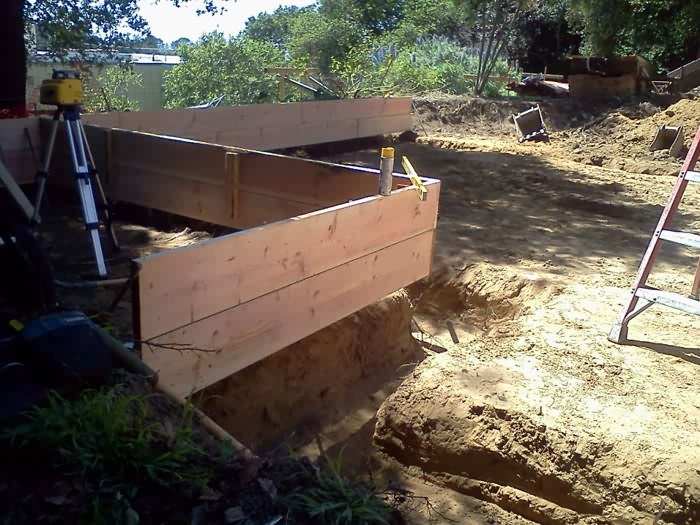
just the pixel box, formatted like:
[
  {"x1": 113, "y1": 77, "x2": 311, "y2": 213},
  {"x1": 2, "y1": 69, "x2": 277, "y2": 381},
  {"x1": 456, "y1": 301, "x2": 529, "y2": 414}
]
[
  {"x1": 1, "y1": 387, "x2": 210, "y2": 489},
  {"x1": 285, "y1": 449, "x2": 392, "y2": 525}
]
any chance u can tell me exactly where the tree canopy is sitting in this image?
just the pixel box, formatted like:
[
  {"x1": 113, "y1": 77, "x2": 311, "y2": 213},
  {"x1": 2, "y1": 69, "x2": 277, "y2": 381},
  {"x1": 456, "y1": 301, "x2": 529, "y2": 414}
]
[{"x1": 4, "y1": 0, "x2": 700, "y2": 113}]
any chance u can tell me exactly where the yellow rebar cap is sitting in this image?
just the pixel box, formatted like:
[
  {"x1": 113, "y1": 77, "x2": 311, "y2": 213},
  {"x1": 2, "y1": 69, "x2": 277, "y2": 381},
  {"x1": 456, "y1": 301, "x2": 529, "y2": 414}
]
[{"x1": 381, "y1": 147, "x2": 395, "y2": 158}]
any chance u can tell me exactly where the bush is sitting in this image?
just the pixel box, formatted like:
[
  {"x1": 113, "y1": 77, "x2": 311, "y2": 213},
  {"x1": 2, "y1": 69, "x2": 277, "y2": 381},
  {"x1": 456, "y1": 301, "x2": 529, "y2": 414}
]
[{"x1": 163, "y1": 32, "x2": 284, "y2": 108}]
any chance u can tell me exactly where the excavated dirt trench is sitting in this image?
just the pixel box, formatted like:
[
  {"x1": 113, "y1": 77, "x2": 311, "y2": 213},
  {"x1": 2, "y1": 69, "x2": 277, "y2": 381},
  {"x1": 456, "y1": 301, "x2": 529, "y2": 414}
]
[{"x1": 318, "y1": 102, "x2": 700, "y2": 524}]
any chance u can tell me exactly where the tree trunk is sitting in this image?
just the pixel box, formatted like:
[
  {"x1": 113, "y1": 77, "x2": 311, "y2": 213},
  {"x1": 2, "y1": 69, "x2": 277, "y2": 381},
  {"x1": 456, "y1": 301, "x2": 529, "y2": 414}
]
[{"x1": 1, "y1": 0, "x2": 27, "y2": 114}]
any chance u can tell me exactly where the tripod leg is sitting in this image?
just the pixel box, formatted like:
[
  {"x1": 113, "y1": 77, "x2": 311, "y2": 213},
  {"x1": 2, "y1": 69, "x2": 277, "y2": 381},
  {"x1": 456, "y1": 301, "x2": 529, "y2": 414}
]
[
  {"x1": 77, "y1": 120, "x2": 120, "y2": 251},
  {"x1": 64, "y1": 115, "x2": 108, "y2": 278},
  {"x1": 32, "y1": 111, "x2": 61, "y2": 225}
]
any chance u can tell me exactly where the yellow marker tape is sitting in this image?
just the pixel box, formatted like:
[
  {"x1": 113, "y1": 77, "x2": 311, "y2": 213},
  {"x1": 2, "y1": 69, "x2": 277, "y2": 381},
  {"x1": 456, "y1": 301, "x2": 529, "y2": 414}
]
[
  {"x1": 381, "y1": 147, "x2": 395, "y2": 158},
  {"x1": 9, "y1": 319, "x2": 24, "y2": 332},
  {"x1": 401, "y1": 156, "x2": 428, "y2": 201}
]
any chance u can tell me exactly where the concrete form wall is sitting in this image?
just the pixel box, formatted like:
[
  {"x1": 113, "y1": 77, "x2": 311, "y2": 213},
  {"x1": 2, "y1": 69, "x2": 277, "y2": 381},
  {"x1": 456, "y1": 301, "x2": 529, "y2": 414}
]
[{"x1": 82, "y1": 97, "x2": 414, "y2": 150}]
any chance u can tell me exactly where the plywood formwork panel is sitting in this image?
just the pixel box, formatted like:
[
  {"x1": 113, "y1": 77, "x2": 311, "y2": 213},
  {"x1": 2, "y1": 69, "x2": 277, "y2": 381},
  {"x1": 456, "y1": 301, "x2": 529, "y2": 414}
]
[
  {"x1": 82, "y1": 97, "x2": 413, "y2": 150},
  {"x1": 234, "y1": 152, "x2": 381, "y2": 205},
  {"x1": 101, "y1": 129, "x2": 392, "y2": 228},
  {"x1": 141, "y1": 230, "x2": 435, "y2": 398},
  {"x1": 136, "y1": 183, "x2": 440, "y2": 341}
]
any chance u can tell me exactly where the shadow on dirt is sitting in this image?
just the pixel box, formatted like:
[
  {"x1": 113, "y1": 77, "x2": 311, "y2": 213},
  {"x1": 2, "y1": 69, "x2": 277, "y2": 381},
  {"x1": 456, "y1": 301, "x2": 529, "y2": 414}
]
[{"x1": 320, "y1": 143, "x2": 696, "y2": 277}]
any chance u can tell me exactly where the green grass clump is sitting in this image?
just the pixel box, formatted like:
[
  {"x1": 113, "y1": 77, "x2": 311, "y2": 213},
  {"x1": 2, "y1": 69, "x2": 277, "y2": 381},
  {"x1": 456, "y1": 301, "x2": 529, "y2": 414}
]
[
  {"x1": 1, "y1": 387, "x2": 209, "y2": 489},
  {"x1": 285, "y1": 449, "x2": 391, "y2": 525}
]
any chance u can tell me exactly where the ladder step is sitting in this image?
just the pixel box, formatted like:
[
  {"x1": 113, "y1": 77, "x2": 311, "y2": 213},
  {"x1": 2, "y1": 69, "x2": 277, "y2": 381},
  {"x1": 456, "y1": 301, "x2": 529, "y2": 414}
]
[
  {"x1": 636, "y1": 287, "x2": 700, "y2": 316},
  {"x1": 685, "y1": 170, "x2": 700, "y2": 183},
  {"x1": 659, "y1": 230, "x2": 700, "y2": 249}
]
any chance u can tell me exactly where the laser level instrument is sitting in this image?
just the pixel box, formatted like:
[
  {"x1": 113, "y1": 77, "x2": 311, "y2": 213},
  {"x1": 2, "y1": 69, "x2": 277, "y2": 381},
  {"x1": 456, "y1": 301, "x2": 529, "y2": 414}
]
[{"x1": 33, "y1": 70, "x2": 119, "y2": 278}]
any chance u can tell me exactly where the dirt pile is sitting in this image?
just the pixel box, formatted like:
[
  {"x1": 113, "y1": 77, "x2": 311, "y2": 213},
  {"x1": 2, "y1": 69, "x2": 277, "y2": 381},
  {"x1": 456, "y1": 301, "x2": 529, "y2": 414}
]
[
  {"x1": 409, "y1": 265, "x2": 547, "y2": 344},
  {"x1": 318, "y1": 138, "x2": 700, "y2": 524},
  {"x1": 558, "y1": 97, "x2": 700, "y2": 174},
  {"x1": 374, "y1": 264, "x2": 700, "y2": 524},
  {"x1": 412, "y1": 94, "x2": 699, "y2": 176},
  {"x1": 413, "y1": 96, "x2": 616, "y2": 137}
]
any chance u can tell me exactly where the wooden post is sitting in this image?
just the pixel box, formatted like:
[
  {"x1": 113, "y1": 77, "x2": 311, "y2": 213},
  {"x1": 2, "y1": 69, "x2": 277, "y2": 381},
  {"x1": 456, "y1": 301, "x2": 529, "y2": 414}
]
[
  {"x1": 379, "y1": 147, "x2": 394, "y2": 196},
  {"x1": 692, "y1": 258, "x2": 700, "y2": 299}
]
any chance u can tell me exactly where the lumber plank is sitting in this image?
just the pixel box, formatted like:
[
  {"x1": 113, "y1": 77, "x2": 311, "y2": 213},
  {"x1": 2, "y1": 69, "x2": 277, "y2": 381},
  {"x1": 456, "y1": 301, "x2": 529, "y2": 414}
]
[
  {"x1": 136, "y1": 182, "x2": 440, "y2": 340},
  {"x1": 111, "y1": 130, "x2": 227, "y2": 185},
  {"x1": 83, "y1": 98, "x2": 413, "y2": 150},
  {"x1": 232, "y1": 190, "x2": 324, "y2": 229},
  {"x1": 142, "y1": 229, "x2": 435, "y2": 397},
  {"x1": 111, "y1": 158, "x2": 233, "y2": 226},
  {"x1": 235, "y1": 152, "x2": 380, "y2": 204},
  {"x1": 259, "y1": 119, "x2": 359, "y2": 150},
  {"x1": 358, "y1": 114, "x2": 414, "y2": 137}
]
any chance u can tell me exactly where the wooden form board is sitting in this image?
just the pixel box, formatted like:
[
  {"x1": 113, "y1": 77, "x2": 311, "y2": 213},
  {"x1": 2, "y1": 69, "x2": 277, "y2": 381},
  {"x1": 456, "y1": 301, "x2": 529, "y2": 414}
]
[
  {"x1": 135, "y1": 182, "x2": 440, "y2": 397},
  {"x1": 0, "y1": 117, "x2": 40, "y2": 186},
  {"x1": 82, "y1": 97, "x2": 413, "y2": 150},
  {"x1": 106, "y1": 129, "x2": 407, "y2": 229}
]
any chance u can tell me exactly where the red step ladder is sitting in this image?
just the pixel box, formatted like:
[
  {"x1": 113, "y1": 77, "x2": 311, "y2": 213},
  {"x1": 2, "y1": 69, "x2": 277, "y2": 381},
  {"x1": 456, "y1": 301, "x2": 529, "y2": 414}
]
[{"x1": 609, "y1": 124, "x2": 700, "y2": 343}]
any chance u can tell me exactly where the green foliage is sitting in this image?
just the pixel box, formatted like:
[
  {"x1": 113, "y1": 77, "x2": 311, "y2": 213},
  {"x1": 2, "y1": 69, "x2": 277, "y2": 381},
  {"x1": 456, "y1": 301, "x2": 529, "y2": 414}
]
[
  {"x1": 286, "y1": 449, "x2": 391, "y2": 525},
  {"x1": 83, "y1": 66, "x2": 142, "y2": 112},
  {"x1": 288, "y1": 10, "x2": 367, "y2": 72},
  {"x1": 24, "y1": 0, "x2": 228, "y2": 60},
  {"x1": 163, "y1": 32, "x2": 284, "y2": 107},
  {"x1": 320, "y1": 0, "x2": 405, "y2": 35},
  {"x1": 26, "y1": 0, "x2": 148, "y2": 58},
  {"x1": 568, "y1": 0, "x2": 700, "y2": 70},
  {"x1": 244, "y1": 5, "x2": 314, "y2": 51},
  {"x1": 1, "y1": 387, "x2": 209, "y2": 490}
]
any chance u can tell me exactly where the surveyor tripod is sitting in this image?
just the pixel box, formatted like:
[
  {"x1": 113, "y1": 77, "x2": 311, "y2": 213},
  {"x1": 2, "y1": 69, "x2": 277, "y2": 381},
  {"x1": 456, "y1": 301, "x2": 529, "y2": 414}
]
[{"x1": 32, "y1": 105, "x2": 119, "y2": 278}]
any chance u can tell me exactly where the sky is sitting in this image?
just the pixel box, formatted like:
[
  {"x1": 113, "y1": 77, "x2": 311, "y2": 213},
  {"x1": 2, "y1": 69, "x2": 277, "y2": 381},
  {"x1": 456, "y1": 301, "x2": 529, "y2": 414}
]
[{"x1": 137, "y1": 0, "x2": 315, "y2": 44}]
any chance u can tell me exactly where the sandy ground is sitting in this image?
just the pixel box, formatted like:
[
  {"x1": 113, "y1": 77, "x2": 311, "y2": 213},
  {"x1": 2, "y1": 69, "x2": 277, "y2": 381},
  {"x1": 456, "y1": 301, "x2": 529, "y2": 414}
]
[
  {"x1": 317, "y1": 96, "x2": 700, "y2": 524},
  {"x1": 22, "y1": 95, "x2": 700, "y2": 524}
]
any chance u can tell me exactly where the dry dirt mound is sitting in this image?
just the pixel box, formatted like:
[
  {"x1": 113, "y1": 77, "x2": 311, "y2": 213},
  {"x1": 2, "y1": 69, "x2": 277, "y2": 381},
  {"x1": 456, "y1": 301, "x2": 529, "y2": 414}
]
[
  {"x1": 413, "y1": 94, "x2": 699, "y2": 176},
  {"x1": 409, "y1": 264, "x2": 549, "y2": 343},
  {"x1": 558, "y1": 97, "x2": 700, "y2": 174},
  {"x1": 413, "y1": 95, "x2": 617, "y2": 138},
  {"x1": 374, "y1": 264, "x2": 700, "y2": 524},
  {"x1": 374, "y1": 348, "x2": 700, "y2": 524}
]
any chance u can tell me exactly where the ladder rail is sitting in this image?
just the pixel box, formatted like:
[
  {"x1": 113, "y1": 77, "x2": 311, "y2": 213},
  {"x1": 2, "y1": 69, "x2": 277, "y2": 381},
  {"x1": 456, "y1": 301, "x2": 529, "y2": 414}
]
[{"x1": 610, "y1": 125, "x2": 700, "y2": 342}]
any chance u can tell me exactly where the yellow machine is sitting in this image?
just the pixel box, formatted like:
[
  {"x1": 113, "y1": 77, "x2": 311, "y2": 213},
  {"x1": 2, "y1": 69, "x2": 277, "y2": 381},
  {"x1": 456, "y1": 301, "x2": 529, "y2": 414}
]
[{"x1": 39, "y1": 70, "x2": 83, "y2": 106}]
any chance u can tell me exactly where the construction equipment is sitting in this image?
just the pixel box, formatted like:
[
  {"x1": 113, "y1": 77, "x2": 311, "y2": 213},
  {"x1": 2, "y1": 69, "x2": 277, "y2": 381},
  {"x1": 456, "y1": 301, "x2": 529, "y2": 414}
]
[
  {"x1": 33, "y1": 70, "x2": 119, "y2": 278},
  {"x1": 608, "y1": 124, "x2": 700, "y2": 344},
  {"x1": 513, "y1": 105, "x2": 548, "y2": 143},
  {"x1": 650, "y1": 124, "x2": 684, "y2": 158}
]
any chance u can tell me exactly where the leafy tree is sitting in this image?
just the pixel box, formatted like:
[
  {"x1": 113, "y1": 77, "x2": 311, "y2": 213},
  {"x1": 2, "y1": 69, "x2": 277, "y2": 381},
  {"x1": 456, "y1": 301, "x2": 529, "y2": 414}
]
[
  {"x1": 287, "y1": 9, "x2": 366, "y2": 71},
  {"x1": 454, "y1": 0, "x2": 529, "y2": 95},
  {"x1": 83, "y1": 66, "x2": 143, "y2": 112},
  {"x1": 510, "y1": 0, "x2": 581, "y2": 71},
  {"x1": 319, "y1": 0, "x2": 404, "y2": 34},
  {"x1": 162, "y1": 32, "x2": 284, "y2": 107},
  {"x1": 1, "y1": 0, "x2": 228, "y2": 113},
  {"x1": 243, "y1": 5, "x2": 313, "y2": 51},
  {"x1": 171, "y1": 37, "x2": 193, "y2": 50},
  {"x1": 569, "y1": 0, "x2": 700, "y2": 70}
]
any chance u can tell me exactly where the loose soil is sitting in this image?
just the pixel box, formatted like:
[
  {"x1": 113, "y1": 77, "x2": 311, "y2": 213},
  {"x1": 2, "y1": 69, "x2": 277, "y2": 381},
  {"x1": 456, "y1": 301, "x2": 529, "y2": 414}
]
[
  {"x1": 12, "y1": 94, "x2": 700, "y2": 524},
  {"x1": 314, "y1": 95, "x2": 700, "y2": 524}
]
